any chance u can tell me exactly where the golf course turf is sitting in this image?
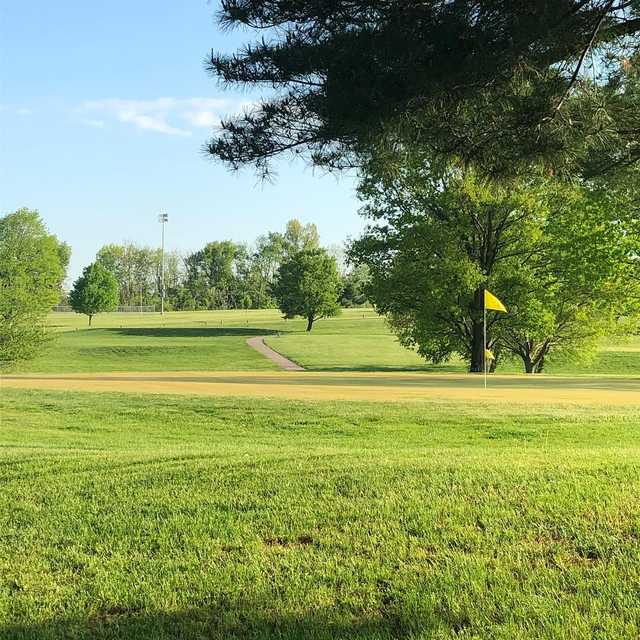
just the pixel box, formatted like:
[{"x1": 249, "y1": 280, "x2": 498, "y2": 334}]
[
  {"x1": 15, "y1": 309, "x2": 640, "y2": 375},
  {"x1": 1, "y1": 310, "x2": 639, "y2": 638}
]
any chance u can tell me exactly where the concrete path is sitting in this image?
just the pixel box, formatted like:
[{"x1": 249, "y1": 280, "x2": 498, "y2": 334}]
[{"x1": 246, "y1": 336, "x2": 305, "y2": 371}]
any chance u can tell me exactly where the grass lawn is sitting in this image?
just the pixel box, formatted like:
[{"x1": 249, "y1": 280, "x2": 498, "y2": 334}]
[
  {"x1": 8, "y1": 309, "x2": 639, "y2": 375},
  {"x1": 15, "y1": 309, "x2": 391, "y2": 374},
  {"x1": 18, "y1": 310, "x2": 290, "y2": 373},
  {"x1": 264, "y1": 324, "x2": 640, "y2": 376},
  {"x1": 1, "y1": 389, "x2": 639, "y2": 639}
]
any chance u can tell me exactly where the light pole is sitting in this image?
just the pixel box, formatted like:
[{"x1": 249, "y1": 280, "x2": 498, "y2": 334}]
[{"x1": 158, "y1": 212, "x2": 168, "y2": 315}]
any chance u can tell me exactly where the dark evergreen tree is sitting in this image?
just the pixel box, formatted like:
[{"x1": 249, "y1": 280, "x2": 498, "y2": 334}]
[{"x1": 206, "y1": 1, "x2": 640, "y2": 177}]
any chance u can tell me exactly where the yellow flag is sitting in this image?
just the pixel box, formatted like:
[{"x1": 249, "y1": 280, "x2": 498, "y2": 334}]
[
  {"x1": 485, "y1": 349, "x2": 495, "y2": 361},
  {"x1": 484, "y1": 289, "x2": 507, "y2": 313}
]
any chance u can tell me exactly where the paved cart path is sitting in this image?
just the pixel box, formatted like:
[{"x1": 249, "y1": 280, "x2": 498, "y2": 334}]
[{"x1": 246, "y1": 336, "x2": 305, "y2": 371}]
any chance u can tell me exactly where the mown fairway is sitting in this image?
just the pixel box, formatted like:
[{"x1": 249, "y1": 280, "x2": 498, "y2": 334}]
[
  {"x1": 9, "y1": 309, "x2": 640, "y2": 375},
  {"x1": 1, "y1": 389, "x2": 639, "y2": 639},
  {"x1": 15, "y1": 309, "x2": 443, "y2": 374}
]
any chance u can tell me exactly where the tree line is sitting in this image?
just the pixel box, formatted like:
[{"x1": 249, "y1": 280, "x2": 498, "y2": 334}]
[{"x1": 82, "y1": 219, "x2": 367, "y2": 313}]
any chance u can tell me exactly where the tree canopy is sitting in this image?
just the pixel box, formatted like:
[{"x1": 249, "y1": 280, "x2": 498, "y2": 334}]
[
  {"x1": 350, "y1": 164, "x2": 638, "y2": 372},
  {"x1": 496, "y1": 184, "x2": 640, "y2": 371},
  {"x1": 273, "y1": 248, "x2": 342, "y2": 331},
  {"x1": 91, "y1": 219, "x2": 325, "y2": 312},
  {"x1": 206, "y1": 1, "x2": 640, "y2": 177},
  {"x1": 184, "y1": 240, "x2": 241, "y2": 309},
  {"x1": 69, "y1": 262, "x2": 119, "y2": 325},
  {"x1": 0, "y1": 209, "x2": 69, "y2": 367}
]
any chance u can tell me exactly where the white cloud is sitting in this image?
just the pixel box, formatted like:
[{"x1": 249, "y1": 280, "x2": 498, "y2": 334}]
[
  {"x1": 120, "y1": 111, "x2": 191, "y2": 136},
  {"x1": 183, "y1": 110, "x2": 219, "y2": 128},
  {"x1": 80, "y1": 97, "x2": 254, "y2": 136},
  {"x1": 82, "y1": 98, "x2": 191, "y2": 136}
]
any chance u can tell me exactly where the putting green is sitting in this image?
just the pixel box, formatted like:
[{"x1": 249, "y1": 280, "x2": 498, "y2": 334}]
[{"x1": 2, "y1": 371, "x2": 638, "y2": 405}]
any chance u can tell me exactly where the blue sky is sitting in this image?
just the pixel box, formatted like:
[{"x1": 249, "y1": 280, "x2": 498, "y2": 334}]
[{"x1": 0, "y1": 1, "x2": 363, "y2": 282}]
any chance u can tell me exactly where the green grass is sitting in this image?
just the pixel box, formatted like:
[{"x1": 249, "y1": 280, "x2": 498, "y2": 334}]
[
  {"x1": 19, "y1": 310, "x2": 293, "y2": 373},
  {"x1": 17, "y1": 309, "x2": 392, "y2": 374},
  {"x1": 1, "y1": 389, "x2": 639, "y2": 639},
  {"x1": 10, "y1": 309, "x2": 639, "y2": 375},
  {"x1": 23, "y1": 326, "x2": 277, "y2": 373},
  {"x1": 264, "y1": 326, "x2": 640, "y2": 376},
  {"x1": 265, "y1": 332, "x2": 465, "y2": 372}
]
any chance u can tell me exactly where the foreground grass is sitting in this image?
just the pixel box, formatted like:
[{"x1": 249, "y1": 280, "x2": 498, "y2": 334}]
[{"x1": 1, "y1": 389, "x2": 639, "y2": 639}]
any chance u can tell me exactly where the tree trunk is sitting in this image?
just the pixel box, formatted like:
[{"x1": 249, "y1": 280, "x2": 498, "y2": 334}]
[
  {"x1": 469, "y1": 287, "x2": 485, "y2": 372},
  {"x1": 470, "y1": 319, "x2": 484, "y2": 372},
  {"x1": 531, "y1": 344, "x2": 550, "y2": 374},
  {"x1": 523, "y1": 341, "x2": 549, "y2": 373},
  {"x1": 523, "y1": 354, "x2": 535, "y2": 373},
  {"x1": 306, "y1": 315, "x2": 314, "y2": 332},
  {"x1": 489, "y1": 350, "x2": 499, "y2": 373},
  {"x1": 88, "y1": 314, "x2": 93, "y2": 326}
]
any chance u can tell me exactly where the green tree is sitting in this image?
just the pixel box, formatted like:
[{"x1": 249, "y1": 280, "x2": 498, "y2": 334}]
[
  {"x1": 497, "y1": 185, "x2": 640, "y2": 372},
  {"x1": 0, "y1": 209, "x2": 68, "y2": 366},
  {"x1": 273, "y1": 248, "x2": 342, "y2": 331},
  {"x1": 206, "y1": 1, "x2": 639, "y2": 178},
  {"x1": 351, "y1": 167, "x2": 543, "y2": 371},
  {"x1": 283, "y1": 219, "x2": 320, "y2": 256},
  {"x1": 96, "y1": 243, "x2": 182, "y2": 309},
  {"x1": 351, "y1": 163, "x2": 639, "y2": 372},
  {"x1": 340, "y1": 264, "x2": 370, "y2": 307},
  {"x1": 96, "y1": 244, "x2": 138, "y2": 305},
  {"x1": 184, "y1": 241, "x2": 241, "y2": 309},
  {"x1": 246, "y1": 220, "x2": 321, "y2": 308},
  {"x1": 247, "y1": 233, "x2": 284, "y2": 308},
  {"x1": 69, "y1": 262, "x2": 119, "y2": 325}
]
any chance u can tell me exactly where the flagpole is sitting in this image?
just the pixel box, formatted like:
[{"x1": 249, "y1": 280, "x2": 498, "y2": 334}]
[{"x1": 483, "y1": 291, "x2": 487, "y2": 390}]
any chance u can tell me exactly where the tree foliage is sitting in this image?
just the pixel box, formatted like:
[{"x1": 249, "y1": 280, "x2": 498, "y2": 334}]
[
  {"x1": 496, "y1": 184, "x2": 640, "y2": 371},
  {"x1": 273, "y1": 248, "x2": 342, "y2": 331},
  {"x1": 184, "y1": 241, "x2": 241, "y2": 309},
  {"x1": 94, "y1": 218, "x2": 322, "y2": 312},
  {"x1": 282, "y1": 219, "x2": 320, "y2": 254},
  {"x1": 96, "y1": 243, "x2": 183, "y2": 308},
  {"x1": 350, "y1": 164, "x2": 638, "y2": 372},
  {"x1": 206, "y1": 1, "x2": 640, "y2": 177},
  {"x1": 69, "y1": 262, "x2": 119, "y2": 325},
  {"x1": 340, "y1": 264, "x2": 370, "y2": 307},
  {"x1": 0, "y1": 209, "x2": 69, "y2": 366}
]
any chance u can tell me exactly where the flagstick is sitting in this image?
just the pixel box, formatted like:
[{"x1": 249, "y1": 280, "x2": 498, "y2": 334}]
[{"x1": 483, "y1": 295, "x2": 487, "y2": 390}]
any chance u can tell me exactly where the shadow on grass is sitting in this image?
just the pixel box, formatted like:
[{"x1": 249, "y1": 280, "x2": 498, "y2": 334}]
[
  {"x1": 104, "y1": 327, "x2": 283, "y2": 338},
  {"x1": 4, "y1": 606, "x2": 420, "y2": 640},
  {"x1": 312, "y1": 365, "x2": 466, "y2": 373}
]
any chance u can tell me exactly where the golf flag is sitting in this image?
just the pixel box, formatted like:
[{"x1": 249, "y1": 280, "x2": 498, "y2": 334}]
[
  {"x1": 483, "y1": 289, "x2": 506, "y2": 390},
  {"x1": 484, "y1": 290, "x2": 507, "y2": 313}
]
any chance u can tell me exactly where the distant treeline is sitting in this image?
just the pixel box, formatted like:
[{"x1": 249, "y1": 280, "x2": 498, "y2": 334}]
[{"x1": 62, "y1": 219, "x2": 368, "y2": 312}]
